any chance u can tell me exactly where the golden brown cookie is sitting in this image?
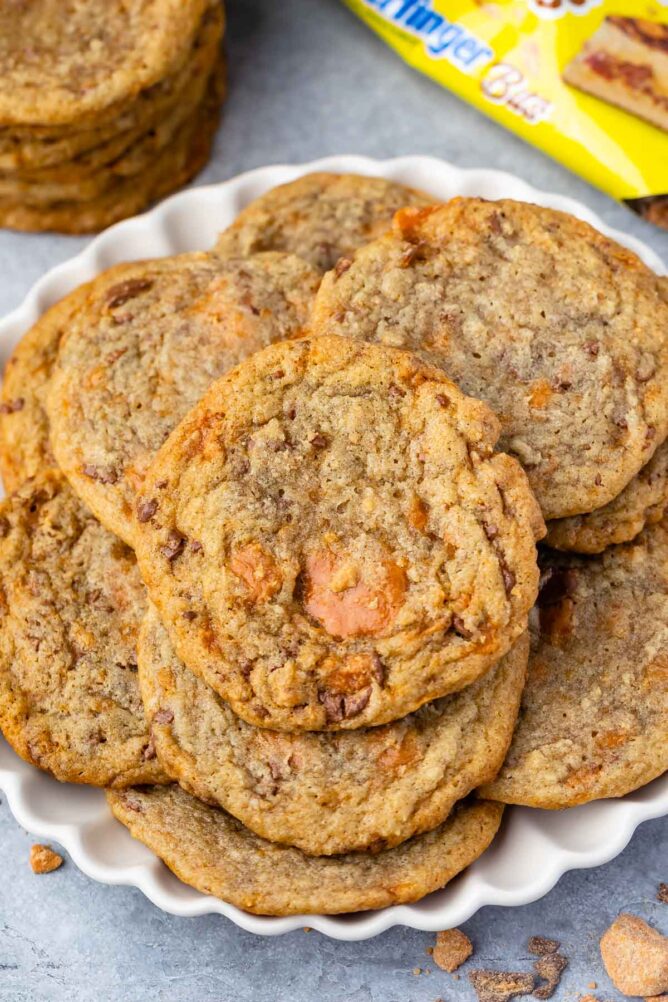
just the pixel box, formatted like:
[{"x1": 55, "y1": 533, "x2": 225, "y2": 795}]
[
  {"x1": 134, "y1": 336, "x2": 544, "y2": 731},
  {"x1": 140, "y1": 605, "x2": 527, "y2": 854},
  {"x1": 310, "y1": 198, "x2": 668, "y2": 521},
  {"x1": 0, "y1": 0, "x2": 210, "y2": 127},
  {"x1": 215, "y1": 172, "x2": 432, "y2": 272},
  {"x1": 0, "y1": 471, "x2": 165, "y2": 788},
  {"x1": 47, "y1": 250, "x2": 320, "y2": 544},
  {"x1": 0, "y1": 284, "x2": 92, "y2": 492},
  {"x1": 107, "y1": 785, "x2": 504, "y2": 916},
  {"x1": 0, "y1": 0, "x2": 222, "y2": 172},
  {"x1": 480, "y1": 521, "x2": 668, "y2": 808},
  {"x1": 545, "y1": 440, "x2": 668, "y2": 553}
]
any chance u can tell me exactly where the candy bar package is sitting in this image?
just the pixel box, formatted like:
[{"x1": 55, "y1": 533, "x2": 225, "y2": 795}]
[{"x1": 341, "y1": 0, "x2": 668, "y2": 228}]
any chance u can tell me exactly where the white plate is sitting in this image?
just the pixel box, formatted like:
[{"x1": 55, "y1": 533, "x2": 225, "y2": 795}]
[{"x1": 0, "y1": 155, "x2": 666, "y2": 941}]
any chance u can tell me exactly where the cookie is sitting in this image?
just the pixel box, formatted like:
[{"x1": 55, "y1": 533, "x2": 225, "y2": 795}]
[
  {"x1": 480, "y1": 521, "x2": 668, "y2": 808},
  {"x1": 214, "y1": 172, "x2": 432, "y2": 272},
  {"x1": 0, "y1": 1, "x2": 223, "y2": 171},
  {"x1": 134, "y1": 336, "x2": 544, "y2": 731},
  {"x1": 140, "y1": 604, "x2": 527, "y2": 854},
  {"x1": 107, "y1": 785, "x2": 503, "y2": 915},
  {"x1": 0, "y1": 255, "x2": 208, "y2": 494},
  {"x1": 0, "y1": 470, "x2": 165, "y2": 788},
  {"x1": 47, "y1": 250, "x2": 320, "y2": 544},
  {"x1": 0, "y1": 284, "x2": 92, "y2": 492},
  {"x1": 310, "y1": 198, "x2": 668, "y2": 521},
  {"x1": 545, "y1": 440, "x2": 668, "y2": 553},
  {"x1": 0, "y1": 56, "x2": 225, "y2": 234},
  {"x1": 0, "y1": 12, "x2": 222, "y2": 204},
  {"x1": 0, "y1": 0, "x2": 210, "y2": 127}
]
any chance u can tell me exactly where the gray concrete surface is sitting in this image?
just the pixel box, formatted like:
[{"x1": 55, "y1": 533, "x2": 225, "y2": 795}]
[{"x1": 0, "y1": 1, "x2": 666, "y2": 999}]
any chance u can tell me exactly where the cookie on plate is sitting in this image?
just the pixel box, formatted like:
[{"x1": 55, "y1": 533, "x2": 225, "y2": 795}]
[
  {"x1": 0, "y1": 470, "x2": 165, "y2": 788},
  {"x1": 214, "y1": 172, "x2": 432, "y2": 272},
  {"x1": 0, "y1": 283, "x2": 94, "y2": 492},
  {"x1": 107, "y1": 785, "x2": 503, "y2": 916},
  {"x1": 310, "y1": 198, "x2": 668, "y2": 521},
  {"x1": 545, "y1": 440, "x2": 668, "y2": 553},
  {"x1": 134, "y1": 336, "x2": 544, "y2": 731},
  {"x1": 480, "y1": 521, "x2": 668, "y2": 808},
  {"x1": 47, "y1": 250, "x2": 320, "y2": 544},
  {"x1": 140, "y1": 604, "x2": 527, "y2": 854}
]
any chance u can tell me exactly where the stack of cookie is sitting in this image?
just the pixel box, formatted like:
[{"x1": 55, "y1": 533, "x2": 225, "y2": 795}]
[
  {"x1": 0, "y1": 172, "x2": 667, "y2": 917},
  {"x1": 0, "y1": 0, "x2": 225, "y2": 234}
]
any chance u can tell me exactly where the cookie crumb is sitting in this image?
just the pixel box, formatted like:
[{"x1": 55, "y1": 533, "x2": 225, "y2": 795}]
[
  {"x1": 30, "y1": 844, "x2": 63, "y2": 874},
  {"x1": 587, "y1": 983, "x2": 597, "y2": 990},
  {"x1": 528, "y1": 936, "x2": 560, "y2": 956},
  {"x1": 413, "y1": 967, "x2": 422, "y2": 976},
  {"x1": 433, "y1": 928, "x2": 473, "y2": 973},
  {"x1": 533, "y1": 953, "x2": 568, "y2": 999},
  {"x1": 468, "y1": 969, "x2": 535, "y2": 1002},
  {"x1": 658, "y1": 884, "x2": 668, "y2": 904},
  {"x1": 303, "y1": 926, "x2": 312, "y2": 933},
  {"x1": 600, "y1": 913, "x2": 668, "y2": 996}
]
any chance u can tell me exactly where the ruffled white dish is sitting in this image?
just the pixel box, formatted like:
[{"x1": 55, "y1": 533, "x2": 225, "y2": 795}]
[{"x1": 0, "y1": 155, "x2": 666, "y2": 941}]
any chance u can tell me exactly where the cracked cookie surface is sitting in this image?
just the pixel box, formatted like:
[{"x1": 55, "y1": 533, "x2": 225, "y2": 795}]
[
  {"x1": 140, "y1": 605, "x2": 527, "y2": 854},
  {"x1": 480, "y1": 520, "x2": 668, "y2": 808},
  {"x1": 107, "y1": 785, "x2": 503, "y2": 915},
  {"x1": 310, "y1": 198, "x2": 668, "y2": 521},
  {"x1": 0, "y1": 0, "x2": 210, "y2": 126},
  {"x1": 134, "y1": 335, "x2": 544, "y2": 731},
  {"x1": 47, "y1": 250, "x2": 319, "y2": 544},
  {"x1": 215, "y1": 172, "x2": 432, "y2": 272},
  {"x1": 0, "y1": 470, "x2": 165, "y2": 788}
]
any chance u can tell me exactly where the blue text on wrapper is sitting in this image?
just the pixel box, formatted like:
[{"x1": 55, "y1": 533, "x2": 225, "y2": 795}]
[{"x1": 360, "y1": 0, "x2": 494, "y2": 71}]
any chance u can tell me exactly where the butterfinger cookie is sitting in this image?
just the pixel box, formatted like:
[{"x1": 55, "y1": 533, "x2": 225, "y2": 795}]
[
  {"x1": 545, "y1": 440, "x2": 668, "y2": 553},
  {"x1": 0, "y1": 0, "x2": 210, "y2": 127},
  {"x1": 107, "y1": 785, "x2": 503, "y2": 916},
  {"x1": 310, "y1": 198, "x2": 668, "y2": 521},
  {"x1": 0, "y1": 471, "x2": 165, "y2": 788},
  {"x1": 134, "y1": 336, "x2": 544, "y2": 731},
  {"x1": 140, "y1": 605, "x2": 527, "y2": 854},
  {"x1": 215, "y1": 172, "x2": 432, "y2": 272},
  {"x1": 47, "y1": 250, "x2": 320, "y2": 545},
  {"x1": 480, "y1": 521, "x2": 668, "y2": 808},
  {"x1": 0, "y1": 284, "x2": 92, "y2": 492}
]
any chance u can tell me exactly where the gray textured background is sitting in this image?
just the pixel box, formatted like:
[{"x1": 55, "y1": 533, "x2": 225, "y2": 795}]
[{"x1": 0, "y1": 1, "x2": 667, "y2": 999}]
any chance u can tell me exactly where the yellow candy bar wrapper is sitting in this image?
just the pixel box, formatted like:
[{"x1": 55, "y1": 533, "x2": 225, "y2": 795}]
[{"x1": 341, "y1": 0, "x2": 668, "y2": 228}]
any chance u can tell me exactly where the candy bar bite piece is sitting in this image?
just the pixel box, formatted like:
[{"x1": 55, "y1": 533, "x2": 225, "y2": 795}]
[{"x1": 563, "y1": 17, "x2": 668, "y2": 133}]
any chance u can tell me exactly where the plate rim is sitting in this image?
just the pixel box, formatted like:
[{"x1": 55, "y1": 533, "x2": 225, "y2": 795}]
[{"x1": 0, "y1": 153, "x2": 665, "y2": 941}]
